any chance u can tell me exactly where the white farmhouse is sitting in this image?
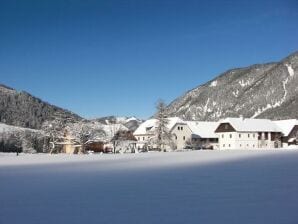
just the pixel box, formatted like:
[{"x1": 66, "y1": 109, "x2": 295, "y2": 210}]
[
  {"x1": 186, "y1": 121, "x2": 219, "y2": 149},
  {"x1": 134, "y1": 118, "x2": 220, "y2": 150},
  {"x1": 170, "y1": 121, "x2": 192, "y2": 149},
  {"x1": 273, "y1": 119, "x2": 298, "y2": 147},
  {"x1": 215, "y1": 117, "x2": 282, "y2": 150},
  {"x1": 170, "y1": 121, "x2": 219, "y2": 149},
  {"x1": 133, "y1": 117, "x2": 185, "y2": 150}
]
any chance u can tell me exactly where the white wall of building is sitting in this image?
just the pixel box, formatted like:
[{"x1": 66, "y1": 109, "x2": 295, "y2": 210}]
[
  {"x1": 135, "y1": 134, "x2": 154, "y2": 149},
  {"x1": 218, "y1": 132, "x2": 279, "y2": 150},
  {"x1": 171, "y1": 123, "x2": 192, "y2": 149},
  {"x1": 219, "y1": 132, "x2": 259, "y2": 150}
]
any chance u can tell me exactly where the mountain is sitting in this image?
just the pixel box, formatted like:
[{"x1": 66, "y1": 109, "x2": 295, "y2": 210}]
[
  {"x1": 0, "y1": 84, "x2": 82, "y2": 129},
  {"x1": 0, "y1": 84, "x2": 143, "y2": 153},
  {"x1": 94, "y1": 116, "x2": 143, "y2": 131},
  {"x1": 165, "y1": 51, "x2": 298, "y2": 121}
]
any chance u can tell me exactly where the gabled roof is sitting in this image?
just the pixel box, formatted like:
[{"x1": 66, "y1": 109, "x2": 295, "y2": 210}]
[
  {"x1": 186, "y1": 121, "x2": 218, "y2": 138},
  {"x1": 133, "y1": 119, "x2": 157, "y2": 135},
  {"x1": 217, "y1": 118, "x2": 281, "y2": 133},
  {"x1": 273, "y1": 119, "x2": 298, "y2": 136},
  {"x1": 133, "y1": 117, "x2": 185, "y2": 135},
  {"x1": 167, "y1": 117, "x2": 186, "y2": 131}
]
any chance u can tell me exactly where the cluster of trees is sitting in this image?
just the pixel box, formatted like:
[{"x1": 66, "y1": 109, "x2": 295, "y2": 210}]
[
  {"x1": 0, "y1": 131, "x2": 47, "y2": 153},
  {"x1": 0, "y1": 86, "x2": 82, "y2": 129},
  {"x1": 42, "y1": 120, "x2": 109, "y2": 154},
  {"x1": 0, "y1": 133, "x2": 22, "y2": 153}
]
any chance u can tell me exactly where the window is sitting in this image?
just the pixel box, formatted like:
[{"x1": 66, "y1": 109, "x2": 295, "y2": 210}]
[
  {"x1": 240, "y1": 144, "x2": 242, "y2": 147},
  {"x1": 230, "y1": 134, "x2": 232, "y2": 138},
  {"x1": 248, "y1": 134, "x2": 250, "y2": 138},
  {"x1": 183, "y1": 136, "x2": 186, "y2": 140},
  {"x1": 223, "y1": 144, "x2": 225, "y2": 147},
  {"x1": 143, "y1": 137, "x2": 145, "y2": 141},
  {"x1": 181, "y1": 126, "x2": 183, "y2": 130},
  {"x1": 178, "y1": 127, "x2": 180, "y2": 130},
  {"x1": 225, "y1": 124, "x2": 228, "y2": 129},
  {"x1": 253, "y1": 145, "x2": 255, "y2": 148},
  {"x1": 175, "y1": 136, "x2": 177, "y2": 140},
  {"x1": 253, "y1": 134, "x2": 255, "y2": 138},
  {"x1": 222, "y1": 134, "x2": 224, "y2": 138},
  {"x1": 239, "y1": 134, "x2": 241, "y2": 138},
  {"x1": 138, "y1": 137, "x2": 140, "y2": 141},
  {"x1": 228, "y1": 144, "x2": 231, "y2": 147},
  {"x1": 247, "y1": 144, "x2": 249, "y2": 147}
]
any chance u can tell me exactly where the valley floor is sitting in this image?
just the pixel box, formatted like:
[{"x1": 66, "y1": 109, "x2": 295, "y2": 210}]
[{"x1": 1, "y1": 150, "x2": 298, "y2": 224}]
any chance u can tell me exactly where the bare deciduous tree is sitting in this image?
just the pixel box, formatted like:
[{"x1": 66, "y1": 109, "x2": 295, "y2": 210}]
[
  {"x1": 78, "y1": 125, "x2": 91, "y2": 154},
  {"x1": 108, "y1": 122, "x2": 123, "y2": 153},
  {"x1": 42, "y1": 120, "x2": 64, "y2": 154}
]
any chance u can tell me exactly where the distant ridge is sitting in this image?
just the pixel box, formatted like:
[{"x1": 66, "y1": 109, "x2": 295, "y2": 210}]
[
  {"x1": 0, "y1": 84, "x2": 82, "y2": 129},
  {"x1": 165, "y1": 51, "x2": 298, "y2": 121}
]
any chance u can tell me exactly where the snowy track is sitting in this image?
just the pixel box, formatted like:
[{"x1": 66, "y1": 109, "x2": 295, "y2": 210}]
[{"x1": 1, "y1": 150, "x2": 298, "y2": 224}]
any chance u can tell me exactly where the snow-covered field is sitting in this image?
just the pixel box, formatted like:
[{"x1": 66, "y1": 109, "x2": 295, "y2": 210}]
[{"x1": 1, "y1": 150, "x2": 298, "y2": 224}]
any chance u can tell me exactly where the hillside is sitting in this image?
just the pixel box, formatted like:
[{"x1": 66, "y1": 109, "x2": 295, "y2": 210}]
[
  {"x1": 166, "y1": 51, "x2": 298, "y2": 120},
  {"x1": 0, "y1": 85, "x2": 82, "y2": 129}
]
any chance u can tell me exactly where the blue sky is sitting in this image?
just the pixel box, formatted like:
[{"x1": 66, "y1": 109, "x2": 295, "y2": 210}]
[{"x1": 0, "y1": 0, "x2": 297, "y2": 119}]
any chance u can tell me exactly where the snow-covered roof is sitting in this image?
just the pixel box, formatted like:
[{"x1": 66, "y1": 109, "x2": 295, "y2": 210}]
[
  {"x1": 133, "y1": 117, "x2": 185, "y2": 135},
  {"x1": 217, "y1": 118, "x2": 281, "y2": 133},
  {"x1": 168, "y1": 117, "x2": 185, "y2": 130},
  {"x1": 133, "y1": 119, "x2": 157, "y2": 135},
  {"x1": 0, "y1": 123, "x2": 40, "y2": 133},
  {"x1": 273, "y1": 119, "x2": 298, "y2": 136},
  {"x1": 186, "y1": 121, "x2": 219, "y2": 138}
]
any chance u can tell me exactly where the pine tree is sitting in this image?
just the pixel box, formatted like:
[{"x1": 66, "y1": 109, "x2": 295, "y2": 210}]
[{"x1": 155, "y1": 100, "x2": 173, "y2": 151}]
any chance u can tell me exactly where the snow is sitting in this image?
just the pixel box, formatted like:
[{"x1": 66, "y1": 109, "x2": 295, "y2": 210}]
[
  {"x1": 186, "y1": 121, "x2": 219, "y2": 138},
  {"x1": 252, "y1": 75, "x2": 289, "y2": 118},
  {"x1": 1, "y1": 150, "x2": 298, "y2": 224},
  {"x1": 203, "y1": 98, "x2": 210, "y2": 113},
  {"x1": 167, "y1": 117, "x2": 185, "y2": 130},
  {"x1": 214, "y1": 109, "x2": 222, "y2": 118},
  {"x1": 101, "y1": 123, "x2": 128, "y2": 137},
  {"x1": 210, "y1": 80, "x2": 217, "y2": 87},
  {"x1": 0, "y1": 123, "x2": 38, "y2": 133},
  {"x1": 252, "y1": 104, "x2": 273, "y2": 118},
  {"x1": 134, "y1": 117, "x2": 185, "y2": 135},
  {"x1": 239, "y1": 80, "x2": 250, "y2": 87},
  {"x1": 133, "y1": 119, "x2": 158, "y2": 135},
  {"x1": 281, "y1": 76, "x2": 289, "y2": 99},
  {"x1": 66, "y1": 121, "x2": 128, "y2": 142},
  {"x1": 273, "y1": 119, "x2": 298, "y2": 136},
  {"x1": 220, "y1": 117, "x2": 280, "y2": 132},
  {"x1": 286, "y1": 64, "x2": 295, "y2": 77},
  {"x1": 125, "y1": 116, "x2": 139, "y2": 122},
  {"x1": 232, "y1": 89, "x2": 239, "y2": 97}
]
